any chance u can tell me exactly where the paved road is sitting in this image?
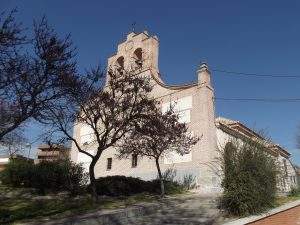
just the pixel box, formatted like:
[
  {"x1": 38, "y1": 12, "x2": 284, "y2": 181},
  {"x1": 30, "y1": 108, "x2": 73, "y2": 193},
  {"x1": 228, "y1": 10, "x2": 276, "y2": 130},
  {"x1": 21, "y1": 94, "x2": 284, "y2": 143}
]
[
  {"x1": 130, "y1": 194, "x2": 228, "y2": 225},
  {"x1": 24, "y1": 194, "x2": 228, "y2": 225},
  {"x1": 247, "y1": 205, "x2": 300, "y2": 225}
]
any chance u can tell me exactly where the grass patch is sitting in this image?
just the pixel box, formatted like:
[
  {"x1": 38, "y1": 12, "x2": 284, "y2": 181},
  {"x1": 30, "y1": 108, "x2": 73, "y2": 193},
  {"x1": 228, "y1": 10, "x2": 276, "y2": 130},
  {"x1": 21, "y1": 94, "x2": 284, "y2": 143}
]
[
  {"x1": 275, "y1": 193, "x2": 300, "y2": 207},
  {"x1": 0, "y1": 184, "x2": 168, "y2": 224},
  {"x1": 0, "y1": 197, "x2": 86, "y2": 223}
]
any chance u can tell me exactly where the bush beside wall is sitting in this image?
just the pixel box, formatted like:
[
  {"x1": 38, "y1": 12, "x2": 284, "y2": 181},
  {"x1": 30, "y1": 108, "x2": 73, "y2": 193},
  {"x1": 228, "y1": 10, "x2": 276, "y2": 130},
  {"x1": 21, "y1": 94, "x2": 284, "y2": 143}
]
[
  {"x1": 92, "y1": 168, "x2": 196, "y2": 197},
  {"x1": 288, "y1": 187, "x2": 300, "y2": 197},
  {"x1": 92, "y1": 175, "x2": 185, "y2": 196},
  {"x1": 93, "y1": 176, "x2": 150, "y2": 196},
  {"x1": 220, "y1": 140, "x2": 278, "y2": 216},
  {"x1": 1, "y1": 159, "x2": 194, "y2": 197}
]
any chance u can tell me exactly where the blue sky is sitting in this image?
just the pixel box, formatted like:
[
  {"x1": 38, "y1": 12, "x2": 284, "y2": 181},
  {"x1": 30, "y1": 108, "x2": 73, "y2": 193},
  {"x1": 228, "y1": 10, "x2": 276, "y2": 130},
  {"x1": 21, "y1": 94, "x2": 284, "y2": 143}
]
[{"x1": 2, "y1": 0, "x2": 300, "y2": 163}]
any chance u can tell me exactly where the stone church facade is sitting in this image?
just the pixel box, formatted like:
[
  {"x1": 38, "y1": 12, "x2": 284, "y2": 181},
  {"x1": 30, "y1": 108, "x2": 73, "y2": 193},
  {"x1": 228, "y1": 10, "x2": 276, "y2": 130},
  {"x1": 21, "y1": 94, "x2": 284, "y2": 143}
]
[{"x1": 70, "y1": 31, "x2": 297, "y2": 193}]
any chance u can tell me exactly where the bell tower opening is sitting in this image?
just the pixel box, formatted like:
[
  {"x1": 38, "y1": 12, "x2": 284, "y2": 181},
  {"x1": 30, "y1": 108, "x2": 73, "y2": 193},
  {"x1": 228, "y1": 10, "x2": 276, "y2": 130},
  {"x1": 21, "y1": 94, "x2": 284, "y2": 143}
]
[
  {"x1": 116, "y1": 56, "x2": 124, "y2": 73},
  {"x1": 133, "y1": 48, "x2": 143, "y2": 68},
  {"x1": 107, "y1": 31, "x2": 159, "y2": 74}
]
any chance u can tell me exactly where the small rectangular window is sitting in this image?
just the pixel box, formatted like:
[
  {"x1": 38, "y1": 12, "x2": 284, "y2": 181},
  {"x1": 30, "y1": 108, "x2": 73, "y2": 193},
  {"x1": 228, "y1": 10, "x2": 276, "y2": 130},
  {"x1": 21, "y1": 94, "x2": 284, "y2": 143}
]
[
  {"x1": 107, "y1": 158, "x2": 112, "y2": 170},
  {"x1": 132, "y1": 154, "x2": 138, "y2": 168}
]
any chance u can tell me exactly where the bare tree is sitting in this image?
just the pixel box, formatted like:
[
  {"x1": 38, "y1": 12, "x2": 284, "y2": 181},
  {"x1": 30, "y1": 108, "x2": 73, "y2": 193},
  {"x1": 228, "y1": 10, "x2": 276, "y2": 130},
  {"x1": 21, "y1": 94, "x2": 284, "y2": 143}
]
[
  {"x1": 0, "y1": 128, "x2": 27, "y2": 156},
  {"x1": 118, "y1": 106, "x2": 199, "y2": 197},
  {"x1": 45, "y1": 67, "x2": 155, "y2": 202},
  {"x1": 0, "y1": 10, "x2": 76, "y2": 140}
]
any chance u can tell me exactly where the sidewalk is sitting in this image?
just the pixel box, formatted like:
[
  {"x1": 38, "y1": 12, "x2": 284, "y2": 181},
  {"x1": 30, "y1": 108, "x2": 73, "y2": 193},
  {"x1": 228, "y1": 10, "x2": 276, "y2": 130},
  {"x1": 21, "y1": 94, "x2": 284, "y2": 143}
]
[
  {"x1": 223, "y1": 199, "x2": 300, "y2": 225},
  {"x1": 19, "y1": 194, "x2": 227, "y2": 225}
]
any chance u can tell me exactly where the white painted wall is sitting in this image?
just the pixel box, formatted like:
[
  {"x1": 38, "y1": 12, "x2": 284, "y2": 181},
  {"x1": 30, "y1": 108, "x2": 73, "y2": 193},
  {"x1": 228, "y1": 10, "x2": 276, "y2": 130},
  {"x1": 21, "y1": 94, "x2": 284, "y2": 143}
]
[
  {"x1": 162, "y1": 96, "x2": 193, "y2": 164},
  {"x1": 164, "y1": 151, "x2": 192, "y2": 164},
  {"x1": 162, "y1": 96, "x2": 192, "y2": 123},
  {"x1": 277, "y1": 155, "x2": 297, "y2": 192},
  {"x1": 80, "y1": 124, "x2": 94, "y2": 145},
  {"x1": 0, "y1": 158, "x2": 9, "y2": 163},
  {"x1": 75, "y1": 124, "x2": 96, "y2": 172},
  {"x1": 77, "y1": 149, "x2": 94, "y2": 172}
]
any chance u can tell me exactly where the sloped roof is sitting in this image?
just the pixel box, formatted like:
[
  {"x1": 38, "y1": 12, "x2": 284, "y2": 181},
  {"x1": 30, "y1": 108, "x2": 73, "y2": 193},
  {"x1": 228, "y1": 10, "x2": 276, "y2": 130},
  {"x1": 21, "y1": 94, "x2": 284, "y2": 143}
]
[{"x1": 216, "y1": 117, "x2": 290, "y2": 158}]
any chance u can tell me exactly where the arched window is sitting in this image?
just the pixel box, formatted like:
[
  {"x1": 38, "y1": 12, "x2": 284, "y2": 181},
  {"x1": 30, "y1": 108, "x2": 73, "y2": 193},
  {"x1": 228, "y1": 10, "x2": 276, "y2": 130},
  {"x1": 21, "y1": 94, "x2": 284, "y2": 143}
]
[
  {"x1": 133, "y1": 48, "x2": 143, "y2": 67},
  {"x1": 116, "y1": 56, "x2": 124, "y2": 72}
]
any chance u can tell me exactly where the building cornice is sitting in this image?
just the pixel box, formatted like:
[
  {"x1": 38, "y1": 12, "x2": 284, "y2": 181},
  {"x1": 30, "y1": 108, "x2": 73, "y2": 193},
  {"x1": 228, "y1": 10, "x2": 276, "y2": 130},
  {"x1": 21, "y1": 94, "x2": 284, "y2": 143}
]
[{"x1": 216, "y1": 119, "x2": 290, "y2": 158}]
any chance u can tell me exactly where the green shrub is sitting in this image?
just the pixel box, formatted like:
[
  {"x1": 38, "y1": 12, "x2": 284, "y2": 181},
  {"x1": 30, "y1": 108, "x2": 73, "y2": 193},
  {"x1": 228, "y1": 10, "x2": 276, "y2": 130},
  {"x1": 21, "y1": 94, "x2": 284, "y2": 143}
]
[
  {"x1": 220, "y1": 140, "x2": 278, "y2": 216},
  {"x1": 149, "y1": 179, "x2": 184, "y2": 194},
  {"x1": 31, "y1": 161, "x2": 63, "y2": 194},
  {"x1": 93, "y1": 176, "x2": 150, "y2": 196},
  {"x1": 154, "y1": 168, "x2": 185, "y2": 194},
  {"x1": 0, "y1": 159, "x2": 87, "y2": 195},
  {"x1": 65, "y1": 161, "x2": 89, "y2": 195},
  {"x1": 92, "y1": 175, "x2": 184, "y2": 196},
  {"x1": 288, "y1": 187, "x2": 300, "y2": 197},
  {"x1": 162, "y1": 180, "x2": 185, "y2": 194},
  {"x1": 0, "y1": 158, "x2": 34, "y2": 187},
  {"x1": 161, "y1": 168, "x2": 177, "y2": 182},
  {"x1": 182, "y1": 174, "x2": 196, "y2": 190}
]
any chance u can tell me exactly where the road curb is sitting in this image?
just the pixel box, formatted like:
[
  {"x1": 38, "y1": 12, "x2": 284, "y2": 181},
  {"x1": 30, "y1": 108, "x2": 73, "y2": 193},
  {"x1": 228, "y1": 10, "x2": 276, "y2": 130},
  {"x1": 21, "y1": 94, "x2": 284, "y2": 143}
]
[{"x1": 222, "y1": 199, "x2": 300, "y2": 225}]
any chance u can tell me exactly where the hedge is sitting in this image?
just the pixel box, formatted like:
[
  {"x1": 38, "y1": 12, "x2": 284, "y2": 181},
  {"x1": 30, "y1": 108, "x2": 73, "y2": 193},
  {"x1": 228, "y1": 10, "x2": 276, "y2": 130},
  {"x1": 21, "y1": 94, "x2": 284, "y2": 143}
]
[
  {"x1": 0, "y1": 158, "x2": 88, "y2": 195},
  {"x1": 91, "y1": 174, "x2": 187, "y2": 196}
]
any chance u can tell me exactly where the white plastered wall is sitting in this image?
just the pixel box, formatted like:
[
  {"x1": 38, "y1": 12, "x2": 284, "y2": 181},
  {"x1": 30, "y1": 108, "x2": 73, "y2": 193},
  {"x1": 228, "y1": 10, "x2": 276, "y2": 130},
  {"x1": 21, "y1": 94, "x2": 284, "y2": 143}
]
[{"x1": 216, "y1": 127, "x2": 297, "y2": 193}]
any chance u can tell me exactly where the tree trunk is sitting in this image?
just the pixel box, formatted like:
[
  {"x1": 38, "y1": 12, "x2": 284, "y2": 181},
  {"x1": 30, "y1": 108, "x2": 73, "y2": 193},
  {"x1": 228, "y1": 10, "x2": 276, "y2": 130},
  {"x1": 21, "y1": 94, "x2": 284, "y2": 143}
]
[
  {"x1": 89, "y1": 159, "x2": 98, "y2": 203},
  {"x1": 155, "y1": 158, "x2": 165, "y2": 198}
]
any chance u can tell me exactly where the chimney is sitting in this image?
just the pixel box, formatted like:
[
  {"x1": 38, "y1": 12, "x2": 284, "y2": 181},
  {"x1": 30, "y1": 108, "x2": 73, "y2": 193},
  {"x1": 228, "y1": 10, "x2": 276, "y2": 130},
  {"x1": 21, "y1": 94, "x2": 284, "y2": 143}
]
[{"x1": 197, "y1": 62, "x2": 211, "y2": 86}]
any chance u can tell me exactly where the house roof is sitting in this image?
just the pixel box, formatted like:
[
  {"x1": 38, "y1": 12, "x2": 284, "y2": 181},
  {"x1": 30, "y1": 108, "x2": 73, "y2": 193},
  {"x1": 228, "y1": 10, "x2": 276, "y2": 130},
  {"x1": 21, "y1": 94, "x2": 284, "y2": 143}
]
[
  {"x1": 38, "y1": 144, "x2": 70, "y2": 151},
  {"x1": 215, "y1": 117, "x2": 290, "y2": 158}
]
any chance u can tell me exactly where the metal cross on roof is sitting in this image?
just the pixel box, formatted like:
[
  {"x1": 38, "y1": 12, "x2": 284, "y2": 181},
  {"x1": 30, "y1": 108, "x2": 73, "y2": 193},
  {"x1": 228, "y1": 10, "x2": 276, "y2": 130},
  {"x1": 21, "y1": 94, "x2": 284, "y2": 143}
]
[{"x1": 131, "y1": 22, "x2": 136, "y2": 32}]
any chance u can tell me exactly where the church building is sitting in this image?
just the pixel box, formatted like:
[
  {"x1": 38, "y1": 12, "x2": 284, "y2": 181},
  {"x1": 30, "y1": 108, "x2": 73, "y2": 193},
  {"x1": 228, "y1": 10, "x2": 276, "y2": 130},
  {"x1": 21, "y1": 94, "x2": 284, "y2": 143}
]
[{"x1": 70, "y1": 31, "x2": 297, "y2": 193}]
